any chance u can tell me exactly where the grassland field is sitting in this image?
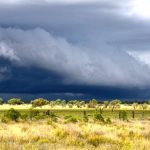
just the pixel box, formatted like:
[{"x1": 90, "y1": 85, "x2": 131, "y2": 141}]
[
  {"x1": 0, "y1": 104, "x2": 150, "y2": 119},
  {"x1": 0, "y1": 104, "x2": 149, "y2": 150}
]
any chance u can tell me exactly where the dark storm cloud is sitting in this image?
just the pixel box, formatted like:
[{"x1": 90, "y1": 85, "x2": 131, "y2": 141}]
[{"x1": 0, "y1": 0, "x2": 150, "y2": 99}]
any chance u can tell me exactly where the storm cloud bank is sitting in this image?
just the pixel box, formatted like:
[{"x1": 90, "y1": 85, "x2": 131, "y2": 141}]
[
  {"x1": 0, "y1": 27, "x2": 150, "y2": 88},
  {"x1": 0, "y1": 0, "x2": 150, "y2": 99}
]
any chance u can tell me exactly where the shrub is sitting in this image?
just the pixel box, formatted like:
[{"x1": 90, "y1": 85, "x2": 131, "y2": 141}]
[
  {"x1": 31, "y1": 98, "x2": 49, "y2": 107},
  {"x1": 47, "y1": 111, "x2": 57, "y2": 122},
  {"x1": 7, "y1": 98, "x2": 24, "y2": 105},
  {"x1": 20, "y1": 113, "x2": 28, "y2": 121},
  {"x1": 34, "y1": 112, "x2": 45, "y2": 120},
  {"x1": 94, "y1": 112, "x2": 105, "y2": 122},
  {"x1": 103, "y1": 100, "x2": 109, "y2": 108},
  {"x1": 105, "y1": 118, "x2": 112, "y2": 124},
  {"x1": 88, "y1": 99, "x2": 98, "y2": 108},
  {"x1": 119, "y1": 111, "x2": 128, "y2": 121},
  {"x1": 28, "y1": 108, "x2": 40, "y2": 120},
  {"x1": 110, "y1": 99, "x2": 121, "y2": 111},
  {"x1": 4, "y1": 108, "x2": 21, "y2": 121}
]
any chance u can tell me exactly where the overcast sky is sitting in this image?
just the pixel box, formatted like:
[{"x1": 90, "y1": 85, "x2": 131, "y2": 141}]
[{"x1": 0, "y1": 0, "x2": 150, "y2": 100}]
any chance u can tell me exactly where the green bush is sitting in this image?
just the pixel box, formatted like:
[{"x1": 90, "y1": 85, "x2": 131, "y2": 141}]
[
  {"x1": 119, "y1": 111, "x2": 128, "y2": 121},
  {"x1": 31, "y1": 98, "x2": 49, "y2": 107},
  {"x1": 88, "y1": 99, "x2": 98, "y2": 108},
  {"x1": 105, "y1": 118, "x2": 112, "y2": 124},
  {"x1": 7, "y1": 98, "x2": 24, "y2": 105},
  {"x1": 34, "y1": 112, "x2": 45, "y2": 120},
  {"x1": 4, "y1": 108, "x2": 21, "y2": 121},
  {"x1": 94, "y1": 112, "x2": 105, "y2": 122},
  {"x1": 28, "y1": 108, "x2": 40, "y2": 120},
  {"x1": 45, "y1": 111, "x2": 57, "y2": 122},
  {"x1": 20, "y1": 113, "x2": 28, "y2": 121}
]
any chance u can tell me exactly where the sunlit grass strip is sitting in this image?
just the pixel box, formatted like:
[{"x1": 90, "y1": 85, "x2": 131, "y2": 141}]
[{"x1": 0, "y1": 120, "x2": 149, "y2": 150}]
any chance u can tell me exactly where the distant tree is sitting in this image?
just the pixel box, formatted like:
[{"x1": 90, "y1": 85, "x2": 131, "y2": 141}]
[
  {"x1": 49, "y1": 101, "x2": 55, "y2": 108},
  {"x1": 61, "y1": 100, "x2": 66, "y2": 107},
  {"x1": 0, "y1": 98, "x2": 4, "y2": 105},
  {"x1": 68, "y1": 100, "x2": 75, "y2": 105},
  {"x1": 103, "y1": 101, "x2": 109, "y2": 108},
  {"x1": 73, "y1": 100, "x2": 85, "y2": 108},
  {"x1": 80, "y1": 101, "x2": 86, "y2": 108},
  {"x1": 88, "y1": 99, "x2": 98, "y2": 108},
  {"x1": 67, "y1": 100, "x2": 84, "y2": 108},
  {"x1": 31, "y1": 98, "x2": 49, "y2": 107},
  {"x1": 8, "y1": 98, "x2": 24, "y2": 105},
  {"x1": 71, "y1": 100, "x2": 80, "y2": 108},
  {"x1": 148, "y1": 100, "x2": 150, "y2": 104},
  {"x1": 68, "y1": 104, "x2": 73, "y2": 108},
  {"x1": 110, "y1": 99, "x2": 121, "y2": 111},
  {"x1": 55, "y1": 99, "x2": 62, "y2": 105},
  {"x1": 132, "y1": 103, "x2": 138, "y2": 110}
]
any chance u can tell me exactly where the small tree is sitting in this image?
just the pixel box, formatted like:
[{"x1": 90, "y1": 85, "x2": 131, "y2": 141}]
[
  {"x1": 103, "y1": 101, "x2": 109, "y2": 108},
  {"x1": 55, "y1": 99, "x2": 62, "y2": 105},
  {"x1": 31, "y1": 98, "x2": 49, "y2": 107},
  {"x1": 78, "y1": 101, "x2": 85, "y2": 108},
  {"x1": 61, "y1": 100, "x2": 66, "y2": 108},
  {"x1": 49, "y1": 101, "x2": 55, "y2": 108},
  {"x1": 88, "y1": 99, "x2": 98, "y2": 108},
  {"x1": 0, "y1": 98, "x2": 4, "y2": 105},
  {"x1": 110, "y1": 99, "x2": 121, "y2": 111},
  {"x1": 28, "y1": 108, "x2": 40, "y2": 120},
  {"x1": 119, "y1": 111, "x2": 128, "y2": 121},
  {"x1": 4, "y1": 108, "x2": 21, "y2": 122},
  {"x1": 94, "y1": 111, "x2": 105, "y2": 122},
  {"x1": 8, "y1": 98, "x2": 24, "y2": 105}
]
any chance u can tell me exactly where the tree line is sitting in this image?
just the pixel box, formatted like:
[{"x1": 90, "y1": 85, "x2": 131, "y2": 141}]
[{"x1": 0, "y1": 98, "x2": 150, "y2": 109}]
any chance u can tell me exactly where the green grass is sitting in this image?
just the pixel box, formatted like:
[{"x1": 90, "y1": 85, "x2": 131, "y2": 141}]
[
  {"x1": 0, "y1": 108, "x2": 149, "y2": 120},
  {"x1": 49, "y1": 109, "x2": 150, "y2": 119}
]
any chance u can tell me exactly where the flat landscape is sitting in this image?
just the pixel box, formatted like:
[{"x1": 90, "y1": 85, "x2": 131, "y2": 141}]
[
  {"x1": 0, "y1": 99, "x2": 149, "y2": 150},
  {"x1": 1, "y1": 0, "x2": 150, "y2": 150}
]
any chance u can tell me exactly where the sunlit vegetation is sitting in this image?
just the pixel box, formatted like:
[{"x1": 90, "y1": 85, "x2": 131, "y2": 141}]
[{"x1": 0, "y1": 98, "x2": 150, "y2": 150}]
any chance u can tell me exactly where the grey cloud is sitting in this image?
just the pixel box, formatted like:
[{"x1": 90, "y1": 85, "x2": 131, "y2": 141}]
[
  {"x1": 0, "y1": 27, "x2": 150, "y2": 87},
  {"x1": 0, "y1": 0, "x2": 149, "y2": 48},
  {"x1": 0, "y1": 0, "x2": 150, "y2": 93},
  {"x1": 0, "y1": 42, "x2": 19, "y2": 61}
]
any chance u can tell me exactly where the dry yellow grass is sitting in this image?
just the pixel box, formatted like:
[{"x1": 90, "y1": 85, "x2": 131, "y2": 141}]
[
  {"x1": 0, "y1": 104, "x2": 149, "y2": 110},
  {"x1": 0, "y1": 119, "x2": 149, "y2": 150}
]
